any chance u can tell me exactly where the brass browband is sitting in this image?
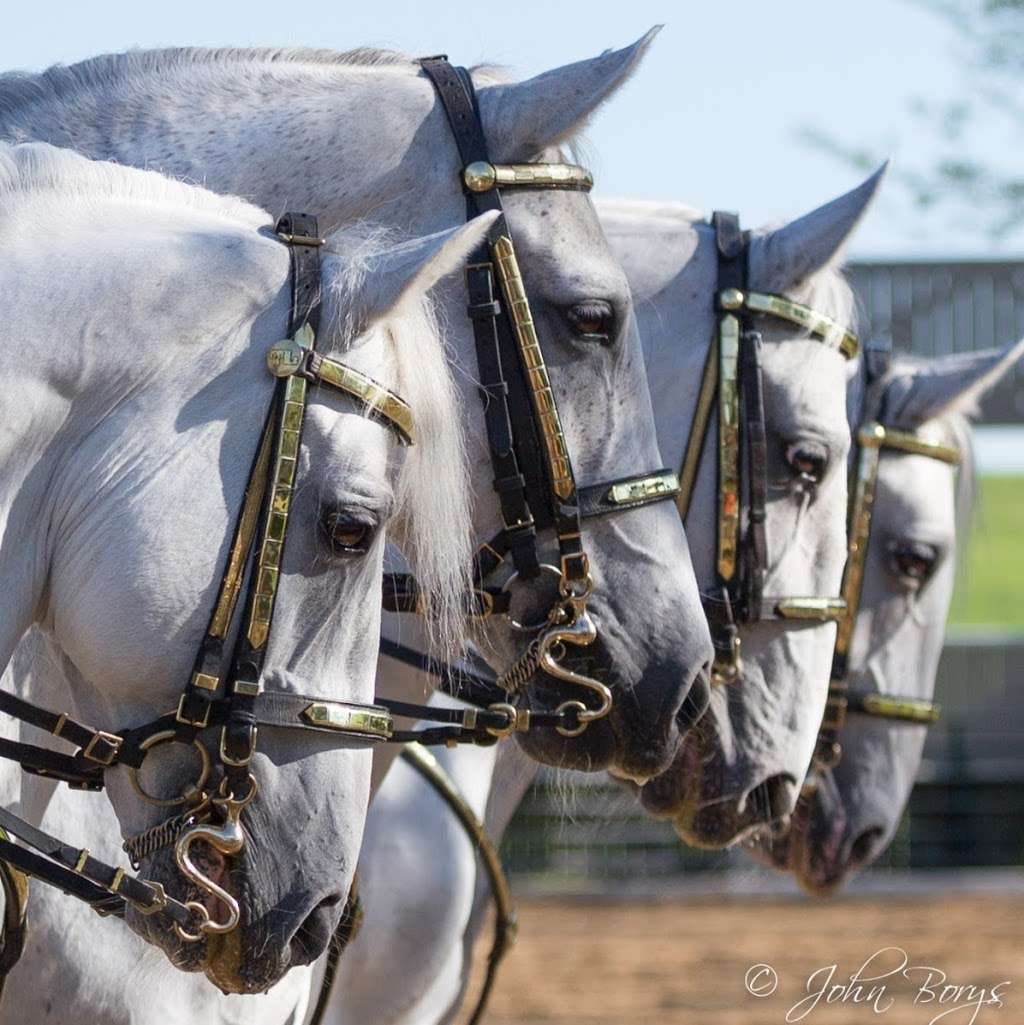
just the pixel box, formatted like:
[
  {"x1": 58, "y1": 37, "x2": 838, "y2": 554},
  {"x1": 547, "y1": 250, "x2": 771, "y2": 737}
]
[
  {"x1": 463, "y1": 161, "x2": 593, "y2": 194},
  {"x1": 858, "y1": 422, "x2": 961, "y2": 465},
  {"x1": 267, "y1": 328, "x2": 416, "y2": 446},
  {"x1": 720, "y1": 288, "x2": 860, "y2": 360}
]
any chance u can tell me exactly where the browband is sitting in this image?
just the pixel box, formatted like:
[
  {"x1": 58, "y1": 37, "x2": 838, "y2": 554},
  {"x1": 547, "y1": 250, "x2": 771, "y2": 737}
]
[
  {"x1": 463, "y1": 161, "x2": 593, "y2": 194},
  {"x1": 734, "y1": 290, "x2": 860, "y2": 360},
  {"x1": 858, "y1": 422, "x2": 961, "y2": 465}
]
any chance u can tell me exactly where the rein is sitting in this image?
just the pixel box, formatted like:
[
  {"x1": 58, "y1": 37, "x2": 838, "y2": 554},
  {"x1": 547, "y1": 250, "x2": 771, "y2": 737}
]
[
  {"x1": 675, "y1": 212, "x2": 859, "y2": 685},
  {"x1": 805, "y1": 343, "x2": 959, "y2": 789}
]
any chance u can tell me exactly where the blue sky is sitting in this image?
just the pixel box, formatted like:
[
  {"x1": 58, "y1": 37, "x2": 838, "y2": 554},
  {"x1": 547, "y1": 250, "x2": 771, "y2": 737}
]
[{"x1": 0, "y1": 1, "x2": 1006, "y2": 256}]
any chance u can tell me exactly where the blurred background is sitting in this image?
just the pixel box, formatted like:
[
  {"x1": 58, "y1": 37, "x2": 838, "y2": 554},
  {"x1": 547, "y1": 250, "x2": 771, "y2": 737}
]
[{"x1": 3, "y1": 2, "x2": 1021, "y2": 1021}]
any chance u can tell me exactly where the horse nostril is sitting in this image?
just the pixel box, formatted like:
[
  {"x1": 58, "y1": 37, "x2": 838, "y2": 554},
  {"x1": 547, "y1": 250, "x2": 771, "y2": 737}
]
[
  {"x1": 289, "y1": 892, "x2": 344, "y2": 966},
  {"x1": 849, "y1": 826, "x2": 885, "y2": 868}
]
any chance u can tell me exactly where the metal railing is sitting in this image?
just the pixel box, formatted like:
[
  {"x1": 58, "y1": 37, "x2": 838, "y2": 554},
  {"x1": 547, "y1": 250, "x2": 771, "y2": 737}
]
[
  {"x1": 849, "y1": 260, "x2": 1024, "y2": 423},
  {"x1": 502, "y1": 635, "x2": 1024, "y2": 878}
]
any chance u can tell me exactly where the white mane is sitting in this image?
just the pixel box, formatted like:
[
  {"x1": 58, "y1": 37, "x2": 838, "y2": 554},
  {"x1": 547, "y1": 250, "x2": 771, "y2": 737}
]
[{"x1": 322, "y1": 228, "x2": 473, "y2": 657}]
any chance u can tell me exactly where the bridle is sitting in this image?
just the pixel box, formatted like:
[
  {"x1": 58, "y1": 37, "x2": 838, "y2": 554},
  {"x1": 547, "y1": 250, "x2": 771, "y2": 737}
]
[
  {"x1": 0, "y1": 212, "x2": 514, "y2": 946},
  {"x1": 381, "y1": 57, "x2": 684, "y2": 736},
  {"x1": 674, "y1": 212, "x2": 860, "y2": 685},
  {"x1": 805, "y1": 341, "x2": 959, "y2": 791}
]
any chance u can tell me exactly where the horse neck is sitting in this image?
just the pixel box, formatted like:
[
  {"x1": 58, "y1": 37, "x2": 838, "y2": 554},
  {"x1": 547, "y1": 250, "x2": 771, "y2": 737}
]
[
  {"x1": 0, "y1": 56, "x2": 437, "y2": 232},
  {"x1": 0, "y1": 197, "x2": 282, "y2": 670}
]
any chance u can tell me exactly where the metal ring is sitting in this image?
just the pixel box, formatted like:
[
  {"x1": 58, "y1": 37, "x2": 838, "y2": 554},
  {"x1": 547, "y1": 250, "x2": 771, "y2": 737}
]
[
  {"x1": 554, "y1": 700, "x2": 589, "y2": 738},
  {"x1": 500, "y1": 564, "x2": 563, "y2": 632},
  {"x1": 173, "y1": 900, "x2": 212, "y2": 944},
  {"x1": 216, "y1": 772, "x2": 259, "y2": 807},
  {"x1": 484, "y1": 702, "x2": 519, "y2": 740},
  {"x1": 128, "y1": 732, "x2": 211, "y2": 808}
]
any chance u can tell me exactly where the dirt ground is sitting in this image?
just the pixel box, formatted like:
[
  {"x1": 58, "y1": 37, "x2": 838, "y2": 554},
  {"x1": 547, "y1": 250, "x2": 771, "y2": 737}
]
[{"x1": 474, "y1": 894, "x2": 1022, "y2": 1025}]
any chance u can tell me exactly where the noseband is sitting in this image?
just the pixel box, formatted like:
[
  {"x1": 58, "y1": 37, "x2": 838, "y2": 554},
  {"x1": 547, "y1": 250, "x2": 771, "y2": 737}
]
[
  {"x1": 675, "y1": 212, "x2": 859, "y2": 685},
  {"x1": 805, "y1": 342, "x2": 960, "y2": 791},
  {"x1": 382, "y1": 58, "x2": 681, "y2": 735}
]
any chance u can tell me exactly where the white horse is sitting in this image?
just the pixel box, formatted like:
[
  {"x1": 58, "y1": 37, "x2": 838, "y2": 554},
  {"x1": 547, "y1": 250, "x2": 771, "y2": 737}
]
[
  {"x1": 604, "y1": 175, "x2": 884, "y2": 844},
  {"x1": 315, "y1": 174, "x2": 892, "y2": 1024},
  {"x1": 0, "y1": 38, "x2": 714, "y2": 777},
  {"x1": 321, "y1": 350, "x2": 1024, "y2": 1025},
  {"x1": 0, "y1": 139, "x2": 494, "y2": 1005},
  {"x1": 0, "y1": 37, "x2": 716, "y2": 1024},
  {"x1": 764, "y1": 339, "x2": 1024, "y2": 893}
]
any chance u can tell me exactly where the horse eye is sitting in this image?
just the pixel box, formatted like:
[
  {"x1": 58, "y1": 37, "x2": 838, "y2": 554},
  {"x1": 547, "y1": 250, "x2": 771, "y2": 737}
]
[
  {"x1": 887, "y1": 540, "x2": 939, "y2": 589},
  {"x1": 566, "y1": 300, "x2": 615, "y2": 341},
  {"x1": 321, "y1": 511, "x2": 376, "y2": 557},
  {"x1": 785, "y1": 441, "x2": 828, "y2": 485}
]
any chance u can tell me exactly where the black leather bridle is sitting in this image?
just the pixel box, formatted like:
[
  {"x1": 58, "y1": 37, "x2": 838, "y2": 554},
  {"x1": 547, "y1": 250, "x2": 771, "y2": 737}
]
[
  {"x1": 804, "y1": 341, "x2": 958, "y2": 792},
  {"x1": 674, "y1": 212, "x2": 861, "y2": 685},
  {"x1": 382, "y1": 57, "x2": 684, "y2": 735},
  {"x1": 0, "y1": 213, "x2": 543, "y2": 946}
]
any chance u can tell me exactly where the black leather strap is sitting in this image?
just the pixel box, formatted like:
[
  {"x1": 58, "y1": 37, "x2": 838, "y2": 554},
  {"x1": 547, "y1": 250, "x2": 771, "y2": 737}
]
[
  {"x1": 0, "y1": 805, "x2": 193, "y2": 925},
  {"x1": 576, "y1": 469, "x2": 680, "y2": 519},
  {"x1": 419, "y1": 56, "x2": 560, "y2": 581},
  {"x1": 739, "y1": 330, "x2": 768, "y2": 616}
]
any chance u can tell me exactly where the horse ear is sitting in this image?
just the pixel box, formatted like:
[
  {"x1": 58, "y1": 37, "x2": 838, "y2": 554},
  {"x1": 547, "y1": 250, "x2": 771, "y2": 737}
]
[
  {"x1": 358, "y1": 211, "x2": 500, "y2": 322},
  {"x1": 475, "y1": 27, "x2": 661, "y2": 162},
  {"x1": 749, "y1": 163, "x2": 888, "y2": 294},
  {"x1": 884, "y1": 337, "x2": 1024, "y2": 427}
]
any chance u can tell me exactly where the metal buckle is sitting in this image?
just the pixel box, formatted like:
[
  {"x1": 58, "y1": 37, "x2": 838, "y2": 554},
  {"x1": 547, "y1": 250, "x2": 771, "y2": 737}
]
[
  {"x1": 219, "y1": 725, "x2": 257, "y2": 768},
  {"x1": 130, "y1": 881, "x2": 168, "y2": 917},
  {"x1": 175, "y1": 693, "x2": 211, "y2": 729},
  {"x1": 81, "y1": 730, "x2": 123, "y2": 766}
]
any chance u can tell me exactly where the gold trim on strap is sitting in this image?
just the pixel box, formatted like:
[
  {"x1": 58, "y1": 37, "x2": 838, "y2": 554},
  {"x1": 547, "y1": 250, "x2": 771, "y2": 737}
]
[
  {"x1": 463, "y1": 161, "x2": 593, "y2": 194},
  {"x1": 608, "y1": 471, "x2": 680, "y2": 507},
  {"x1": 247, "y1": 374, "x2": 307, "y2": 651},
  {"x1": 860, "y1": 423, "x2": 961, "y2": 465},
  {"x1": 836, "y1": 425, "x2": 884, "y2": 659},
  {"x1": 491, "y1": 235, "x2": 576, "y2": 501},
  {"x1": 301, "y1": 702, "x2": 393, "y2": 739},
  {"x1": 676, "y1": 335, "x2": 719, "y2": 522},
  {"x1": 309, "y1": 356, "x2": 416, "y2": 446},
  {"x1": 744, "y1": 291, "x2": 859, "y2": 360},
  {"x1": 210, "y1": 422, "x2": 275, "y2": 639},
  {"x1": 775, "y1": 598, "x2": 848, "y2": 622},
  {"x1": 716, "y1": 312, "x2": 741, "y2": 581},
  {"x1": 857, "y1": 694, "x2": 941, "y2": 725}
]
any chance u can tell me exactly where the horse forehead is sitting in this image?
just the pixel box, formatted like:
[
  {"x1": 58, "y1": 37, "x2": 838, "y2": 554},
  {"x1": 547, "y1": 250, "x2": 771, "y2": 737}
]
[
  {"x1": 875, "y1": 453, "x2": 956, "y2": 538},
  {"x1": 503, "y1": 192, "x2": 627, "y2": 291},
  {"x1": 760, "y1": 342, "x2": 851, "y2": 438}
]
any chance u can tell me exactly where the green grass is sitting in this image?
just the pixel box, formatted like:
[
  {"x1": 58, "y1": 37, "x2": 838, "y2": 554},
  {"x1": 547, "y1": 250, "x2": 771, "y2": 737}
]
[{"x1": 949, "y1": 476, "x2": 1024, "y2": 629}]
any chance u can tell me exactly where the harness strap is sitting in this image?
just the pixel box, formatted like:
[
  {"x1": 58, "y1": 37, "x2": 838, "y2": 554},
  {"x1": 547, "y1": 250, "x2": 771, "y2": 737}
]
[
  {"x1": 0, "y1": 829, "x2": 28, "y2": 995},
  {"x1": 420, "y1": 57, "x2": 544, "y2": 577},
  {"x1": 739, "y1": 330, "x2": 768, "y2": 615},
  {"x1": 400, "y1": 742, "x2": 516, "y2": 1025},
  {"x1": 0, "y1": 805, "x2": 191, "y2": 926}
]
